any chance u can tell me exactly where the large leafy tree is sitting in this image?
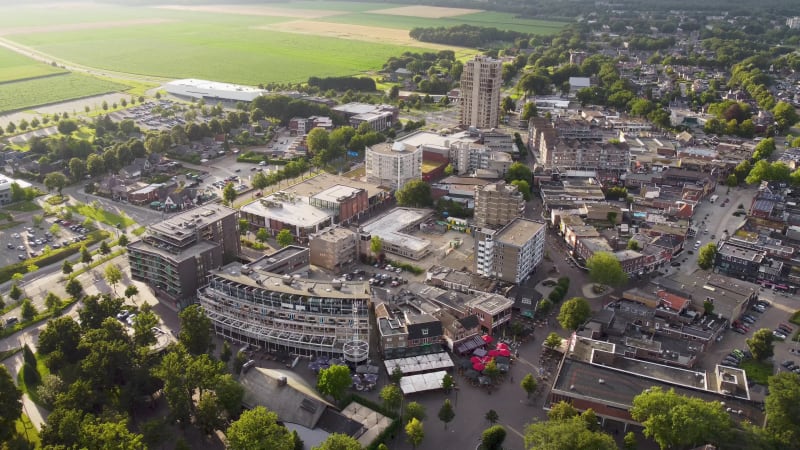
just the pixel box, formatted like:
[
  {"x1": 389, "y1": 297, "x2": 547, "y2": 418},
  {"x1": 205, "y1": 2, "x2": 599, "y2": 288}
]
[
  {"x1": 630, "y1": 387, "x2": 732, "y2": 449},
  {"x1": 316, "y1": 365, "x2": 351, "y2": 402},
  {"x1": 312, "y1": 433, "x2": 362, "y2": 450},
  {"x1": 765, "y1": 372, "x2": 800, "y2": 447},
  {"x1": 178, "y1": 304, "x2": 212, "y2": 355},
  {"x1": 506, "y1": 162, "x2": 532, "y2": 183},
  {"x1": 746, "y1": 328, "x2": 775, "y2": 361},
  {"x1": 132, "y1": 305, "x2": 160, "y2": 348},
  {"x1": 44, "y1": 171, "x2": 68, "y2": 195},
  {"x1": 586, "y1": 251, "x2": 627, "y2": 287},
  {"x1": 557, "y1": 297, "x2": 592, "y2": 330},
  {"x1": 697, "y1": 243, "x2": 717, "y2": 270},
  {"x1": 380, "y1": 384, "x2": 402, "y2": 413},
  {"x1": 0, "y1": 366, "x2": 22, "y2": 442},
  {"x1": 524, "y1": 414, "x2": 616, "y2": 450},
  {"x1": 222, "y1": 182, "x2": 237, "y2": 205},
  {"x1": 38, "y1": 316, "x2": 83, "y2": 365},
  {"x1": 79, "y1": 416, "x2": 147, "y2": 450},
  {"x1": 226, "y1": 406, "x2": 294, "y2": 450},
  {"x1": 480, "y1": 425, "x2": 507, "y2": 450},
  {"x1": 276, "y1": 229, "x2": 294, "y2": 248},
  {"x1": 396, "y1": 179, "x2": 433, "y2": 208},
  {"x1": 773, "y1": 101, "x2": 799, "y2": 132},
  {"x1": 78, "y1": 294, "x2": 123, "y2": 330}
]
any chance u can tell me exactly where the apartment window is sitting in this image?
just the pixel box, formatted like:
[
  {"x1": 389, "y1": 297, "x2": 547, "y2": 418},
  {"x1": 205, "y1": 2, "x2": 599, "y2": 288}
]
[{"x1": 422, "y1": 328, "x2": 429, "y2": 336}]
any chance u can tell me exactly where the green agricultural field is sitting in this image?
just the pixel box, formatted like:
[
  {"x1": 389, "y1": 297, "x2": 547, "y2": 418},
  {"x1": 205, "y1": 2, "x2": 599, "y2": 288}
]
[
  {"x1": 0, "y1": 2, "x2": 567, "y2": 89},
  {"x1": 0, "y1": 46, "x2": 65, "y2": 83},
  {"x1": 7, "y1": 22, "x2": 427, "y2": 86},
  {"x1": 0, "y1": 73, "x2": 129, "y2": 113}
]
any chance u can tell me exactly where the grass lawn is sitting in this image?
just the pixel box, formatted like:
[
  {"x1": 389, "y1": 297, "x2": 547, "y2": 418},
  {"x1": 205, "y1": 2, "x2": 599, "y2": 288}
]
[
  {"x1": 3, "y1": 200, "x2": 42, "y2": 212},
  {"x1": 0, "y1": 72, "x2": 129, "y2": 113},
  {"x1": 17, "y1": 352, "x2": 51, "y2": 408},
  {"x1": 132, "y1": 226, "x2": 146, "y2": 236},
  {"x1": 14, "y1": 414, "x2": 40, "y2": 448},
  {"x1": 739, "y1": 359, "x2": 774, "y2": 385},
  {"x1": 67, "y1": 202, "x2": 135, "y2": 228},
  {"x1": 0, "y1": 46, "x2": 65, "y2": 83}
]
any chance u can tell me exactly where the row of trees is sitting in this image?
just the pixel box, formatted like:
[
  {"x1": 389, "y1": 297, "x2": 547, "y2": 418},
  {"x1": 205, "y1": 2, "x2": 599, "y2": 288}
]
[
  {"x1": 308, "y1": 76, "x2": 376, "y2": 92},
  {"x1": 410, "y1": 24, "x2": 533, "y2": 48}
]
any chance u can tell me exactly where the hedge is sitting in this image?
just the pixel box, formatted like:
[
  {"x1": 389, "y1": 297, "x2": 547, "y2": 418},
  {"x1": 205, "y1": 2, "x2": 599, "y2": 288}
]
[{"x1": 236, "y1": 151, "x2": 301, "y2": 166}]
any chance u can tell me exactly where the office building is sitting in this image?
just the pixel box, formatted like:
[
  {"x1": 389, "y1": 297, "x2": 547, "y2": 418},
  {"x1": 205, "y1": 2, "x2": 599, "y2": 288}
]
[
  {"x1": 127, "y1": 205, "x2": 240, "y2": 309},
  {"x1": 475, "y1": 218, "x2": 546, "y2": 284},
  {"x1": 198, "y1": 263, "x2": 371, "y2": 359},
  {"x1": 365, "y1": 141, "x2": 422, "y2": 190},
  {"x1": 459, "y1": 55, "x2": 502, "y2": 129},
  {"x1": 309, "y1": 226, "x2": 358, "y2": 273},
  {"x1": 474, "y1": 181, "x2": 525, "y2": 229}
]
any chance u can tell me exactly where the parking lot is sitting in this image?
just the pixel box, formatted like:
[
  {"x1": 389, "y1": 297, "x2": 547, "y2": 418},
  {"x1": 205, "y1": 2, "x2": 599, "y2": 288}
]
[
  {"x1": 1, "y1": 218, "x2": 92, "y2": 266},
  {"x1": 696, "y1": 287, "x2": 799, "y2": 393}
]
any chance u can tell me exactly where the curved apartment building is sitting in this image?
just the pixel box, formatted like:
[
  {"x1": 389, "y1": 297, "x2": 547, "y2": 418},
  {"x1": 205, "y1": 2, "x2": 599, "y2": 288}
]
[{"x1": 198, "y1": 262, "x2": 372, "y2": 358}]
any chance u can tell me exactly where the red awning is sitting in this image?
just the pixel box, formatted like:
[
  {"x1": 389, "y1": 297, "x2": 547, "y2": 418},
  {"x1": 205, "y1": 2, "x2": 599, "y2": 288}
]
[
  {"x1": 482, "y1": 335, "x2": 494, "y2": 344},
  {"x1": 473, "y1": 363, "x2": 485, "y2": 372}
]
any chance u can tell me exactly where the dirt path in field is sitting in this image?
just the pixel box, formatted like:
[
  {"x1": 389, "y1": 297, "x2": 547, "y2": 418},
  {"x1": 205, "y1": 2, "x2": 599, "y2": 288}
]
[
  {"x1": 0, "y1": 18, "x2": 178, "y2": 36},
  {"x1": 259, "y1": 20, "x2": 470, "y2": 51},
  {"x1": 155, "y1": 4, "x2": 344, "y2": 19}
]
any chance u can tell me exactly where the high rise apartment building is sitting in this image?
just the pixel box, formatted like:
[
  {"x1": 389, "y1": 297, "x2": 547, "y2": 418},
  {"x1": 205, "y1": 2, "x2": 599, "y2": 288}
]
[
  {"x1": 127, "y1": 205, "x2": 240, "y2": 309},
  {"x1": 460, "y1": 56, "x2": 502, "y2": 129},
  {"x1": 475, "y1": 218, "x2": 546, "y2": 284},
  {"x1": 474, "y1": 181, "x2": 525, "y2": 229},
  {"x1": 365, "y1": 141, "x2": 422, "y2": 190}
]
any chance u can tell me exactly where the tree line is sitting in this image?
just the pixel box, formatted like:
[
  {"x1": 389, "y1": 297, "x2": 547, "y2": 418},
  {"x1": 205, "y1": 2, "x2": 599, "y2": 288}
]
[
  {"x1": 308, "y1": 76, "x2": 376, "y2": 92},
  {"x1": 409, "y1": 24, "x2": 533, "y2": 48}
]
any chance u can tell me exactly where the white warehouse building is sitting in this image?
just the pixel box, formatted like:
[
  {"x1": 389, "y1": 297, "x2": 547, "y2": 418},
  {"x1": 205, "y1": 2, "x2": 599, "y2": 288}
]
[{"x1": 163, "y1": 79, "x2": 269, "y2": 103}]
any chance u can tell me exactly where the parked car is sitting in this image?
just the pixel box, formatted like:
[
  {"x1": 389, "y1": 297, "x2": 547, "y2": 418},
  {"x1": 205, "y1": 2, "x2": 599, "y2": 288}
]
[
  {"x1": 774, "y1": 331, "x2": 787, "y2": 340},
  {"x1": 782, "y1": 360, "x2": 795, "y2": 369},
  {"x1": 732, "y1": 349, "x2": 745, "y2": 359},
  {"x1": 732, "y1": 327, "x2": 746, "y2": 334}
]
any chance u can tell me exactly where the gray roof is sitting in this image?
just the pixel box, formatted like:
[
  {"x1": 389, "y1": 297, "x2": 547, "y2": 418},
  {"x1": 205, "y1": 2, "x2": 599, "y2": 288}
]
[{"x1": 240, "y1": 367, "x2": 334, "y2": 429}]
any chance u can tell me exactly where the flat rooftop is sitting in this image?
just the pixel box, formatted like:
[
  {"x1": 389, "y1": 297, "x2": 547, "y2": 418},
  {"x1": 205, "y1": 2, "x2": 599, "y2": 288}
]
[
  {"x1": 312, "y1": 185, "x2": 363, "y2": 204},
  {"x1": 212, "y1": 262, "x2": 371, "y2": 300},
  {"x1": 395, "y1": 130, "x2": 477, "y2": 149},
  {"x1": 311, "y1": 226, "x2": 356, "y2": 243},
  {"x1": 283, "y1": 172, "x2": 386, "y2": 199},
  {"x1": 466, "y1": 292, "x2": 514, "y2": 315},
  {"x1": 495, "y1": 218, "x2": 544, "y2": 247},
  {"x1": 361, "y1": 208, "x2": 432, "y2": 253},
  {"x1": 166, "y1": 78, "x2": 267, "y2": 94},
  {"x1": 368, "y1": 141, "x2": 418, "y2": 155},
  {"x1": 553, "y1": 358, "x2": 762, "y2": 422},
  {"x1": 128, "y1": 239, "x2": 218, "y2": 262},
  {"x1": 241, "y1": 196, "x2": 331, "y2": 228},
  {"x1": 333, "y1": 102, "x2": 384, "y2": 115},
  {"x1": 717, "y1": 241, "x2": 765, "y2": 262},
  {"x1": 149, "y1": 204, "x2": 236, "y2": 238}
]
